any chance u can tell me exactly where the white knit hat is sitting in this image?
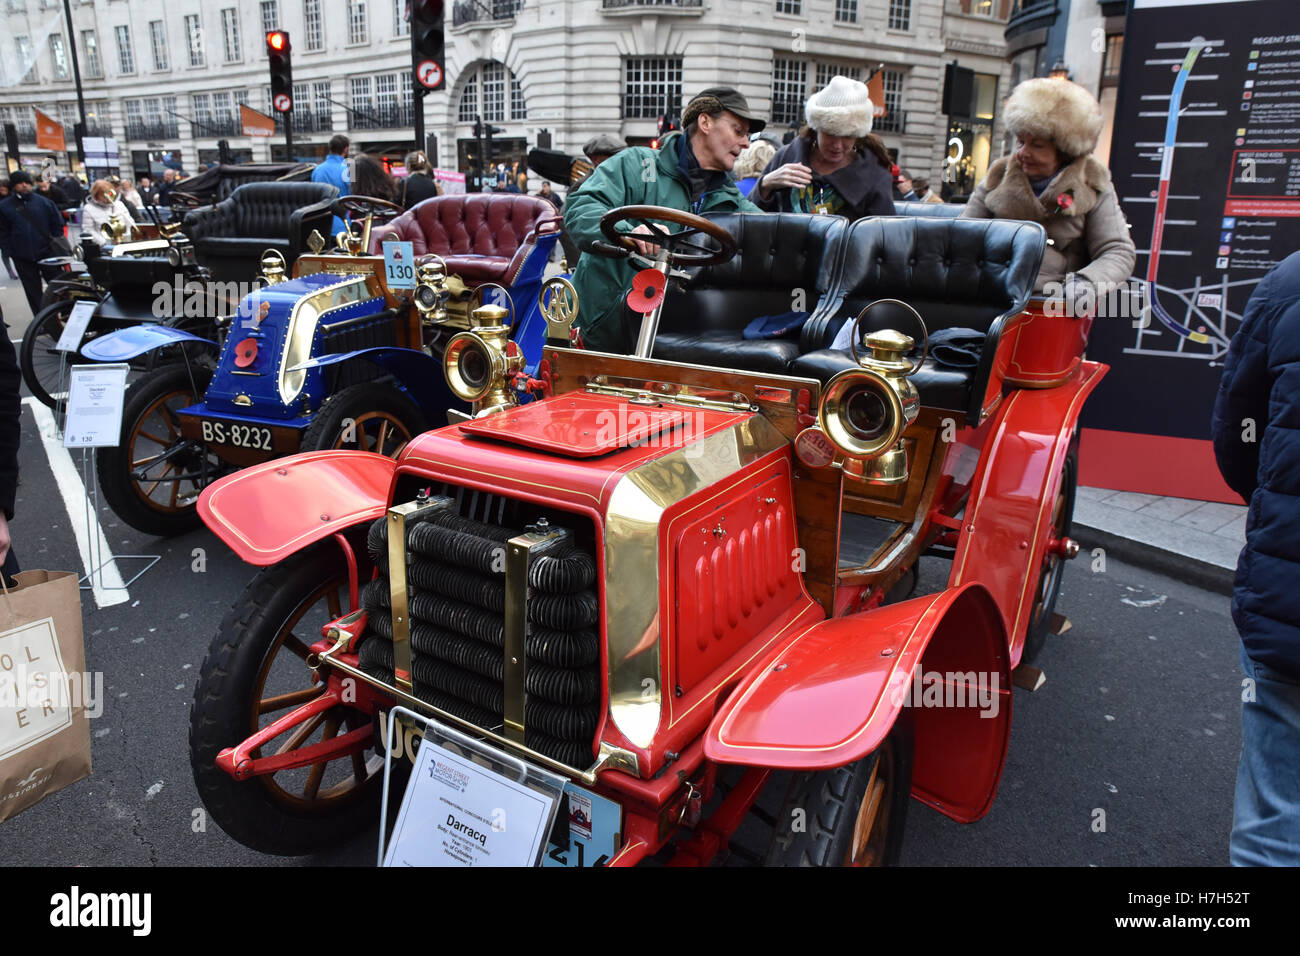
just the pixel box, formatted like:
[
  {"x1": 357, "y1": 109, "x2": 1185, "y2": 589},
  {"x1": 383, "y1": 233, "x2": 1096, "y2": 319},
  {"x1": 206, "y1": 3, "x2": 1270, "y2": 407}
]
[{"x1": 805, "y1": 76, "x2": 875, "y2": 138}]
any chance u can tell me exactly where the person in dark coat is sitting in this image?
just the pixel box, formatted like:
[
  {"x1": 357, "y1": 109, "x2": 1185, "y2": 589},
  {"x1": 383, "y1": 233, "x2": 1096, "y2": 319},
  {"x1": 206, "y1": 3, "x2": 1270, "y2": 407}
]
[
  {"x1": 0, "y1": 170, "x2": 66, "y2": 315},
  {"x1": 1212, "y1": 249, "x2": 1300, "y2": 865},
  {"x1": 0, "y1": 304, "x2": 19, "y2": 583},
  {"x1": 398, "y1": 150, "x2": 440, "y2": 209},
  {"x1": 753, "y1": 75, "x2": 895, "y2": 220}
]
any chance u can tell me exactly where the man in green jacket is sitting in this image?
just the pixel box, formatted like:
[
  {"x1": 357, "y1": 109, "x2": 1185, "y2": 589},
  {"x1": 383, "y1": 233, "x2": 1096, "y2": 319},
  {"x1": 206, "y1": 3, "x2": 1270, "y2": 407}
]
[{"x1": 564, "y1": 88, "x2": 765, "y2": 353}]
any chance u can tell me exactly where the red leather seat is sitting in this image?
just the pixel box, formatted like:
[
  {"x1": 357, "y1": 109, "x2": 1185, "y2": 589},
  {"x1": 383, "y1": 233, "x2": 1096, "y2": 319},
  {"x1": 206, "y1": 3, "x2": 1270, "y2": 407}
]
[{"x1": 369, "y1": 194, "x2": 560, "y2": 286}]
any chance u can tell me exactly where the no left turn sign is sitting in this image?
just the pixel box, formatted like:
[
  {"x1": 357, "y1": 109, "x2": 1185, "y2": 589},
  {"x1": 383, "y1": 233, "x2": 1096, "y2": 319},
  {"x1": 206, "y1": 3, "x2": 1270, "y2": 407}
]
[{"x1": 417, "y1": 59, "x2": 443, "y2": 90}]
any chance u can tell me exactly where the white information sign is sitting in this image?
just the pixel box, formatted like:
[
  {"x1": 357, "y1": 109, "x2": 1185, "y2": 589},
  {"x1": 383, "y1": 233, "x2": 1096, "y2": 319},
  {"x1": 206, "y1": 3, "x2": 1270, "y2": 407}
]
[
  {"x1": 383, "y1": 736, "x2": 556, "y2": 867},
  {"x1": 62, "y1": 364, "x2": 129, "y2": 449},
  {"x1": 55, "y1": 301, "x2": 97, "y2": 353},
  {"x1": 383, "y1": 241, "x2": 416, "y2": 289}
]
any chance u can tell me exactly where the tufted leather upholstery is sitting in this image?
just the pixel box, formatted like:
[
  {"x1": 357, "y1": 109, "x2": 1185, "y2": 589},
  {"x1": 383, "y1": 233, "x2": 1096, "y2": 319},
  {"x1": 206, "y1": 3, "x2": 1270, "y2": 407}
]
[
  {"x1": 652, "y1": 213, "x2": 846, "y2": 369},
  {"x1": 181, "y1": 181, "x2": 338, "y2": 282},
  {"x1": 800, "y1": 216, "x2": 1045, "y2": 419},
  {"x1": 369, "y1": 194, "x2": 561, "y2": 285},
  {"x1": 894, "y1": 200, "x2": 964, "y2": 218}
]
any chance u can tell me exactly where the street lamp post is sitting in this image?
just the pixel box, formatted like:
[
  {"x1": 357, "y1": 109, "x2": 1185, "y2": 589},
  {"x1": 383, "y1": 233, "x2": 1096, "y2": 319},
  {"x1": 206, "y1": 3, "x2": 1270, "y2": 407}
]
[{"x1": 62, "y1": 0, "x2": 88, "y2": 168}]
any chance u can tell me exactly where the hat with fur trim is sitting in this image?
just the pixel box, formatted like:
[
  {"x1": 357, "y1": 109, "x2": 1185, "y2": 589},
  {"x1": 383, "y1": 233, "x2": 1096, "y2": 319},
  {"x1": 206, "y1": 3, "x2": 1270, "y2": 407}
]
[
  {"x1": 805, "y1": 76, "x2": 875, "y2": 138},
  {"x1": 1004, "y1": 77, "x2": 1103, "y2": 160}
]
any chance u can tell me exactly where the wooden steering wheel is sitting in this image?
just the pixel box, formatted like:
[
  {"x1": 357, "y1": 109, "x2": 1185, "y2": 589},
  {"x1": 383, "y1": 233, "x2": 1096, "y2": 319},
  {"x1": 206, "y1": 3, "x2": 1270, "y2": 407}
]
[
  {"x1": 596, "y1": 205, "x2": 738, "y2": 268},
  {"x1": 335, "y1": 195, "x2": 405, "y2": 224}
]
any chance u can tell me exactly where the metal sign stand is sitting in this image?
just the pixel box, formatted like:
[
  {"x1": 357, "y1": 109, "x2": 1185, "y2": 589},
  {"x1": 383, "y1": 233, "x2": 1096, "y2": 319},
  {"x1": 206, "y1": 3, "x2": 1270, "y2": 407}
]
[{"x1": 58, "y1": 363, "x2": 160, "y2": 591}]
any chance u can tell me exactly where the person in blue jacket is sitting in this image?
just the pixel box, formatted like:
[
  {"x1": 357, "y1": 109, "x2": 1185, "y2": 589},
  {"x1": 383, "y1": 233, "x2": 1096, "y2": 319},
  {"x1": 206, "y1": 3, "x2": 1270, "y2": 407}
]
[
  {"x1": 313, "y1": 134, "x2": 351, "y2": 238},
  {"x1": 1211, "y1": 249, "x2": 1300, "y2": 866},
  {"x1": 0, "y1": 170, "x2": 66, "y2": 316}
]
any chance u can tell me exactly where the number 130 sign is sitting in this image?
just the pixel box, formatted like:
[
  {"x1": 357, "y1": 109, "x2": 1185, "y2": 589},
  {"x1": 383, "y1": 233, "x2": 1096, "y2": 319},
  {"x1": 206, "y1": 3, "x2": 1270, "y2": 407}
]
[{"x1": 384, "y1": 241, "x2": 416, "y2": 289}]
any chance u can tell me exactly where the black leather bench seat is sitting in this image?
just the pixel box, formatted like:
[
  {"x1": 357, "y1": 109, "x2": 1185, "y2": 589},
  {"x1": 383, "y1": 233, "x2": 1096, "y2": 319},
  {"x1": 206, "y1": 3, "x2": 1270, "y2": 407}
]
[{"x1": 652, "y1": 330, "x2": 802, "y2": 374}]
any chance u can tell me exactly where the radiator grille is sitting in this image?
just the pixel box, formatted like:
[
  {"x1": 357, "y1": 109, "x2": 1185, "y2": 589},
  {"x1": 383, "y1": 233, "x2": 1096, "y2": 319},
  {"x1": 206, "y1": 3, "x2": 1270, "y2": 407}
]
[{"x1": 356, "y1": 497, "x2": 601, "y2": 769}]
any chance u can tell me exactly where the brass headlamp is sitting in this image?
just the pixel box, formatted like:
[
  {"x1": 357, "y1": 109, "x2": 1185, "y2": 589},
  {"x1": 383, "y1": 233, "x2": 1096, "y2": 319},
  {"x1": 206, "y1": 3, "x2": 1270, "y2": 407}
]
[
  {"x1": 818, "y1": 300, "x2": 928, "y2": 485},
  {"x1": 413, "y1": 256, "x2": 451, "y2": 326},
  {"x1": 259, "y1": 248, "x2": 288, "y2": 284},
  {"x1": 443, "y1": 285, "x2": 522, "y2": 413},
  {"x1": 101, "y1": 214, "x2": 128, "y2": 245}
]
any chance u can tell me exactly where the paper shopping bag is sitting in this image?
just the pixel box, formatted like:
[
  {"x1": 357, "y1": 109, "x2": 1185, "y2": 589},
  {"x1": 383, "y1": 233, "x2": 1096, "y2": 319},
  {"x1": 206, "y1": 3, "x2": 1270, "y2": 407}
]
[{"x1": 0, "y1": 570, "x2": 93, "y2": 822}]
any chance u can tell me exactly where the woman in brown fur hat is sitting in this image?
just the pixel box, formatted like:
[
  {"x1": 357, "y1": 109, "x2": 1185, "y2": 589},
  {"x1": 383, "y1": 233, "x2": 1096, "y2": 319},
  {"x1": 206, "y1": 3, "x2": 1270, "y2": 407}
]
[{"x1": 961, "y1": 77, "x2": 1135, "y2": 307}]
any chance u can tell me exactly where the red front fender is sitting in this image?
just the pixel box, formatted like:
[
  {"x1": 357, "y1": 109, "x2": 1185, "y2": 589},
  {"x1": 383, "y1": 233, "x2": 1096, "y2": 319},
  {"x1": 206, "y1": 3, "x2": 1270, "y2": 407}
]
[
  {"x1": 705, "y1": 583, "x2": 1011, "y2": 823},
  {"x1": 198, "y1": 450, "x2": 395, "y2": 565}
]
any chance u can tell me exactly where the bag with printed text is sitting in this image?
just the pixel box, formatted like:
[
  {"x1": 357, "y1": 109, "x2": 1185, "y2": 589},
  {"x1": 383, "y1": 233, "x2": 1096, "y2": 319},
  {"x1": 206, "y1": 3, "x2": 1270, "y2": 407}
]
[{"x1": 0, "y1": 570, "x2": 93, "y2": 823}]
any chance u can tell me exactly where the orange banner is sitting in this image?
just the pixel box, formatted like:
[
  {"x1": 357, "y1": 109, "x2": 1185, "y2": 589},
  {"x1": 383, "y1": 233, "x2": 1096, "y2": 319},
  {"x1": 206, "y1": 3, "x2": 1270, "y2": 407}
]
[
  {"x1": 867, "y1": 70, "x2": 886, "y2": 119},
  {"x1": 240, "y1": 103, "x2": 276, "y2": 138},
  {"x1": 33, "y1": 108, "x2": 66, "y2": 152}
]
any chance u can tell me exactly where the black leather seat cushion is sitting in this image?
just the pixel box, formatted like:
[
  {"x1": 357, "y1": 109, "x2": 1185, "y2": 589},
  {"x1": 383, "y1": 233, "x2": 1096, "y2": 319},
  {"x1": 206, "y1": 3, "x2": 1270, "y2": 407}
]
[
  {"x1": 653, "y1": 331, "x2": 801, "y2": 373},
  {"x1": 790, "y1": 348, "x2": 973, "y2": 413},
  {"x1": 196, "y1": 236, "x2": 292, "y2": 257}
]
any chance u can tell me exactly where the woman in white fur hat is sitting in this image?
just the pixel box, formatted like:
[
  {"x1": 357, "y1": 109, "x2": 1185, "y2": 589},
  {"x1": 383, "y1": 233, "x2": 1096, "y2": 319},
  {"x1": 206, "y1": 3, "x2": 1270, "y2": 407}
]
[
  {"x1": 753, "y1": 75, "x2": 895, "y2": 220},
  {"x1": 961, "y1": 77, "x2": 1135, "y2": 303}
]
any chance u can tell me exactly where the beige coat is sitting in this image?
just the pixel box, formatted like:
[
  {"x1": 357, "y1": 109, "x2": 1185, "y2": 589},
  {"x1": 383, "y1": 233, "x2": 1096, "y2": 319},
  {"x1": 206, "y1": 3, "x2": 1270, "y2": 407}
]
[{"x1": 961, "y1": 155, "x2": 1136, "y2": 292}]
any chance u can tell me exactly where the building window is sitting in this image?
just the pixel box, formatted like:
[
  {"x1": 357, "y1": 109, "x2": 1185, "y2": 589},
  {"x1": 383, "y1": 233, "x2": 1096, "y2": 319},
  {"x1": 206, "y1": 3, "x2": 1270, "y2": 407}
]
[
  {"x1": 261, "y1": 0, "x2": 279, "y2": 35},
  {"x1": 888, "y1": 0, "x2": 911, "y2": 30},
  {"x1": 185, "y1": 15, "x2": 204, "y2": 67},
  {"x1": 482, "y1": 62, "x2": 506, "y2": 122},
  {"x1": 815, "y1": 62, "x2": 860, "y2": 89},
  {"x1": 192, "y1": 93, "x2": 212, "y2": 132},
  {"x1": 970, "y1": 0, "x2": 996, "y2": 16},
  {"x1": 149, "y1": 21, "x2": 168, "y2": 71},
  {"x1": 114, "y1": 25, "x2": 134, "y2": 74},
  {"x1": 394, "y1": 0, "x2": 409, "y2": 37},
  {"x1": 623, "y1": 56, "x2": 682, "y2": 120},
  {"x1": 125, "y1": 99, "x2": 143, "y2": 135},
  {"x1": 775, "y1": 0, "x2": 800, "y2": 13},
  {"x1": 458, "y1": 72, "x2": 478, "y2": 122},
  {"x1": 770, "y1": 57, "x2": 807, "y2": 127},
  {"x1": 875, "y1": 69, "x2": 905, "y2": 133},
  {"x1": 50, "y1": 34, "x2": 70, "y2": 80},
  {"x1": 81, "y1": 30, "x2": 102, "y2": 78},
  {"x1": 1102, "y1": 34, "x2": 1123, "y2": 83},
  {"x1": 510, "y1": 72, "x2": 526, "y2": 121},
  {"x1": 348, "y1": 0, "x2": 368, "y2": 45},
  {"x1": 304, "y1": 0, "x2": 323, "y2": 51},
  {"x1": 221, "y1": 8, "x2": 241, "y2": 63},
  {"x1": 351, "y1": 76, "x2": 373, "y2": 122},
  {"x1": 835, "y1": 0, "x2": 856, "y2": 22}
]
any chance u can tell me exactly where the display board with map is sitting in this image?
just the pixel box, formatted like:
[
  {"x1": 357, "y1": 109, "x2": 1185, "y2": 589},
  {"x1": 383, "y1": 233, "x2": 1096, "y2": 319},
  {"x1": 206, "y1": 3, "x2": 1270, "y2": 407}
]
[{"x1": 1081, "y1": 0, "x2": 1300, "y2": 501}]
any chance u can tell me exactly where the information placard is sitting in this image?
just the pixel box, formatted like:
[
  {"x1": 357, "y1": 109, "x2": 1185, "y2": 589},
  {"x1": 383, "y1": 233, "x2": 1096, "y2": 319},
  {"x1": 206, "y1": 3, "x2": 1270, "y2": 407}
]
[
  {"x1": 55, "y1": 301, "x2": 97, "y2": 354},
  {"x1": 383, "y1": 736, "x2": 556, "y2": 867},
  {"x1": 62, "y1": 364, "x2": 129, "y2": 448},
  {"x1": 383, "y1": 241, "x2": 416, "y2": 290}
]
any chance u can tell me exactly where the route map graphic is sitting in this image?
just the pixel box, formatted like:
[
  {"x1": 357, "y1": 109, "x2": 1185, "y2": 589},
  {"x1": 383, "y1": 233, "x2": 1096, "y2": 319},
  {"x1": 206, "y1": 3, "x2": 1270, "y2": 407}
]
[{"x1": 1086, "y1": 0, "x2": 1300, "y2": 443}]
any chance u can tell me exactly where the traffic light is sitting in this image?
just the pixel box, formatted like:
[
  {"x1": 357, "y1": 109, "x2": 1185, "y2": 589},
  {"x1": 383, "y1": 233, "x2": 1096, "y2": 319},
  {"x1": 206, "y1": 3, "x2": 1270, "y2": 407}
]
[
  {"x1": 658, "y1": 115, "x2": 679, "y2": 138},
  {"x1": 267, "y1": 31, "x2": 293, "y2": 112},
  {"x1": 411, "y1": 0, "x2": 445, "y2": 92},
  {"x1": 485, "y1": 122, "x2": 504, "y2": 159}
]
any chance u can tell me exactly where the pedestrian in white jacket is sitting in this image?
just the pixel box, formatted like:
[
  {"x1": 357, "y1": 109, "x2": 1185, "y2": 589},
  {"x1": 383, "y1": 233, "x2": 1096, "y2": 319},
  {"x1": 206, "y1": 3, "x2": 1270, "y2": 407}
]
[{"x1": 79, "y1": 179, "x2": 137, "y2": 247}]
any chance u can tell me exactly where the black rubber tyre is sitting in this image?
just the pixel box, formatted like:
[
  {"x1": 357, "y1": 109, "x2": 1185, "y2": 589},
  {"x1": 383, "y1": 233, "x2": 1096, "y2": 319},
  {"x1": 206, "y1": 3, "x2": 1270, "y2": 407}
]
[
  {"x1": 1022, "y1": 443, "x2": 1079, "y2": 665},
  {"x1": 764, "y1": 715, "x2": 913, "y2": 867},
  {"x1": 96, "y1": 363, "x2": 215, "y2": 537},
  {"x1": 300, "y1": 381, "x2": 429, "y2": 456},
  {"x1": 189, "y1": 541, "x2": 385, "y2": 856},
  {"x1": 20, "y1": 297, "x2": 95, "y2": 408}
]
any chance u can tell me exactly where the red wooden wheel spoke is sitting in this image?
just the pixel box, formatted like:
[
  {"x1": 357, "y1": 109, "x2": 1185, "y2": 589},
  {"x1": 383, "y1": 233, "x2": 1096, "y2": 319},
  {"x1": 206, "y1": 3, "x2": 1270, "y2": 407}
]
[{"x1": 303, "y1": 716, "x2": 342, "y2": 799}]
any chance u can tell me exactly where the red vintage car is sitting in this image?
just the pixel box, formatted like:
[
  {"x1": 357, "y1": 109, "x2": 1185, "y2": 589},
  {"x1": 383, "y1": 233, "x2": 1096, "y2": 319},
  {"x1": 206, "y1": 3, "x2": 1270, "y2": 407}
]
[{"x1": 187, "y1": 205, "x2": 1098, "y2": 866}]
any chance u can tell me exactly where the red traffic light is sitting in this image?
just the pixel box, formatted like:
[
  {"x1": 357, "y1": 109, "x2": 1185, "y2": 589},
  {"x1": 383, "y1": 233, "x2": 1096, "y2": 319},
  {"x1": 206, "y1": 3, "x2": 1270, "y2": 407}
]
[{"x1": 267, "y1": 31, "x2": 288, "y2": 52}]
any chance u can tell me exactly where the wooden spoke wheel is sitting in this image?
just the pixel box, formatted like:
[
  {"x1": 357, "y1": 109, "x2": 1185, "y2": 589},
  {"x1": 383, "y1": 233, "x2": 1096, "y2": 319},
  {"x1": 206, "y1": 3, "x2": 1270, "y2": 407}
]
[
  {"x1": 1022, "y1": 448, "x2": 1077, "y2": 665},
  {"x1": 300, "y1": 382, "x2": 429, "y2": 458},
  {"x1": 190, "y1": 540, "x2": 385, "y2": 855},
  {"x1": 96, "y1": 364, "x2": 216, "y2": 537}
]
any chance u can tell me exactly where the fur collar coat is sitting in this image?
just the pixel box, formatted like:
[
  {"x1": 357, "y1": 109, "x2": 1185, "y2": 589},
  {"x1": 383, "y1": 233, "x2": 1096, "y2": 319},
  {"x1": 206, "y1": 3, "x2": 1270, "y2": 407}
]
[{"x1": 961, "y1": 155, "x2": 1136, "y2": 292}]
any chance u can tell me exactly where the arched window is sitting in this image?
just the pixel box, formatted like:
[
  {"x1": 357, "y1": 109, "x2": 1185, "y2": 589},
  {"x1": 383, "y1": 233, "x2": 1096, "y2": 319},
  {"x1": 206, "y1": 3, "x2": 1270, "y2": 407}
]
[{"x1": 456, "y1": 60, "x2": 527, "y2": 123}]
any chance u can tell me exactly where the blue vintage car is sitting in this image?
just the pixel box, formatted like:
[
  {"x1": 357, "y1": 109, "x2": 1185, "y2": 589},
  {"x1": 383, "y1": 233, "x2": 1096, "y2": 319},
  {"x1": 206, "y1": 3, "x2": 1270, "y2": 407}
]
[{"x1": 87, "y1": 193, "x2": 566, "y2": 535}]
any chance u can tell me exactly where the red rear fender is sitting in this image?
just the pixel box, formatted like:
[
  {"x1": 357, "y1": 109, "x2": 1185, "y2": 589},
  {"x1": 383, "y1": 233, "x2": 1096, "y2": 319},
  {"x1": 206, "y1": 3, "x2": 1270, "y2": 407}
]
[
  {"x1": 198, "y1": 451, "x2": 396, "y2": 565},
  {"x1": 705, "y1": 583, "x2": 1012, "y2": 823}
]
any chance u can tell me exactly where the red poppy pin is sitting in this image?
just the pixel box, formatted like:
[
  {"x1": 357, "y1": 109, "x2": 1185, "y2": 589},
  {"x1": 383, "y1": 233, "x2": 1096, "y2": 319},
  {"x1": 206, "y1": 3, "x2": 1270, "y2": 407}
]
[
  {"x1": 627, "y1": 268, "x2": 666, "y2": 314},
  {"x1": 234, "y1": 338, "x2": 259, "y2": 368},
  {"x1": 1054, "y1": 189, "x2": 1075, "y2": 214}
]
